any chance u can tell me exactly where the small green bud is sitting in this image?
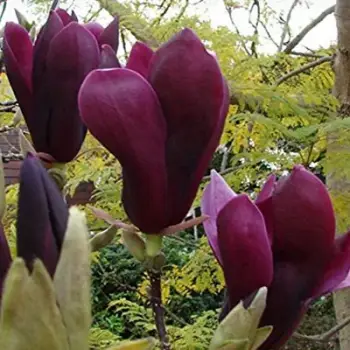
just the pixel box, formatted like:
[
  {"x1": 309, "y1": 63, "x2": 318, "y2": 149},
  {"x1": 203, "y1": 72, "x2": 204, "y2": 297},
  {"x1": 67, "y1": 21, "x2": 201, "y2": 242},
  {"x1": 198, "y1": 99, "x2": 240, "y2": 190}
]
[
  {"x1": 90, "y1": 225, "x2": 117, "y2": 252},
  {"x1": 14, "y1": 9, "x2": 34, "y2": 31},
  {"x1": 122, "y1": 230, "x2": 146, "y2": 262},
  {"x1": 145, "y1": 234, "x2": 163, "y2": 258},
  {"x1": 209, "y1": 287, "x2": 272, "y2": 350}
]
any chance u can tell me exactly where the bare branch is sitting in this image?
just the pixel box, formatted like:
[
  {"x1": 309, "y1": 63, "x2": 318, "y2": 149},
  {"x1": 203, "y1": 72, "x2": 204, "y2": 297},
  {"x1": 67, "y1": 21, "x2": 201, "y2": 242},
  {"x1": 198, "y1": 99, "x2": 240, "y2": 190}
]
[
  {"x1": 260, "y1": 22, "x2": 279, "y2": 49},
  {"x1": 275, "y1": 55, "x2": 333, "y2": 86},
  {"x1": 293, "y1": 315, "x2": 350, "y2": 342},
  {"x1": 278, "y1": 0, "x2": 299, "y2": 52},
  {"x1": 290, "y1": 51, "x2": 325, "y2": 58},
  {"x1": 223, "y1": 0, "x2": 251, "y2": 56},
  {"x1": 284, "y1": 5, "x2": 335, "y2": 53}
]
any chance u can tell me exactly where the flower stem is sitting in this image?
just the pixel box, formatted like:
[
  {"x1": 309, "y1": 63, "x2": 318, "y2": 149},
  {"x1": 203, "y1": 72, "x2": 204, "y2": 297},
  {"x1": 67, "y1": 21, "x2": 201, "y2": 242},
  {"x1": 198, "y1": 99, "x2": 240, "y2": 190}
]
[{"x1": 149, "y1": 269, "x2": 170, "y2": 350}]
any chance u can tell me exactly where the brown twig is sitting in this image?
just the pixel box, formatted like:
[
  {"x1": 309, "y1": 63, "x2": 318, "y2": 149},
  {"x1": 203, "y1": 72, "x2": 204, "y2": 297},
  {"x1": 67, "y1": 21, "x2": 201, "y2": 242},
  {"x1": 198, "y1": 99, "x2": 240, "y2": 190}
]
[
  {"x1": 149, "y1": 270, "x2": 170, "y2": 350},
  {"x1": 293, "y1": 315, "x2": 350, "y2": 342},
  {"x1": 278, "y1": 0, "x2": 299, "y2": 52},
  {"x1": 275, "y1": 55, "x2": 333, "y2": 86},
  {"x1": 284, "y1": 5, "x2": 335, "y2": 53}
]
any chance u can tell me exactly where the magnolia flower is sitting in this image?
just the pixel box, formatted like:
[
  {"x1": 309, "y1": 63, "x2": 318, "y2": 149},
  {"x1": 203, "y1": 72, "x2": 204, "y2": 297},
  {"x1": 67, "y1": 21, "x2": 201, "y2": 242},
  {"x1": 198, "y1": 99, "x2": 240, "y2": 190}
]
[
  {"x1": 79, "y1": 28, "x2": 229, "y2": 233},
  {"x1": 0, "y1": 206, "x2": 156, "y2": 350},
  {"x1": 201, "y1": 166, "x2": 350, "y2": 349},
  {"x1": 3, "y1": 9, "x2": 119, "y2": 162}
]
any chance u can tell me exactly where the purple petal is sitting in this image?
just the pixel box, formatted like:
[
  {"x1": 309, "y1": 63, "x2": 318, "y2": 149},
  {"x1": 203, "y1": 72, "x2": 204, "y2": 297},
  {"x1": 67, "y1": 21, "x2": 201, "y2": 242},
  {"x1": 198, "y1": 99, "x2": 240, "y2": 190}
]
[
  {"x1": 255, "y1": 175, "x2": 276, "y2": 244},
  {"x1": 31, "y1": 11, "x2": 64, "y2": 153},
  {"x1": 100, "y1": 44, "x2": 121, "y2": 68},
  {"x1": 201, "y1": 170, "x2": 236, "y2": 266},
  {"x1": 84, "y1": 22, "x2": 104, "y2": 41},
  {"x1": 311, "y1": 232, "x2": 350, "y2": 297},
  {"x1": 99, "y1": 17, "x2": 119, "y2": 52},
  {"x1": 3, "y1": 22, "x2": 33, "y2": 119},
  {"x1": 126, "y1": 42, "x2": 154, "y2": 78},
  {"x1": 272, "y1": 165, "x2": 335, "y2": 260},
  {"x1": 79, "y1": 68, "x2": 168, "y2": 233},
  {"x1": 16, "y1": 155, "x2": 68, "y2": 276},
  {"x1": 217, "y1": 194, "x2": 273, "y2": 307},
  {"x1": 149, "y1": 28, "x2": 229, "y2": 226},
  {"x1": 54, "y1": 8, "x2": 76, "y2": 25},
  {"x1": 44, "y1": 22, "x2": 100, "y2": 162},
  {"x1": 0, "y1": 225, "x2": 11, "y2": 300},
  {"x1": 256, "y1": 174, "x2": 276, "y2": 204}
]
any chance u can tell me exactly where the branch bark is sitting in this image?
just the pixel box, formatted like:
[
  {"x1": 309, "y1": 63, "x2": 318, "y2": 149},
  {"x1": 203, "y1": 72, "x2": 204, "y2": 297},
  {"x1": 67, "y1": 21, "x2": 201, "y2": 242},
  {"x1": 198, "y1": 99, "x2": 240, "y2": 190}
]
[
  {"x1": 284, "y1": 5, "x2": 336, "y2": 53},
  {"x1": 275, "y1": 55, "x2": 333, "y2": 86},
  {"x1": 278, "y1": 0, "x2": 299, "y2": 52},
  {"x1": 293, "y1": 315, "x2": 350, "y2": 342},
  {"x1": 149, "y1": 270, "x2": 170, "y2": 350}
]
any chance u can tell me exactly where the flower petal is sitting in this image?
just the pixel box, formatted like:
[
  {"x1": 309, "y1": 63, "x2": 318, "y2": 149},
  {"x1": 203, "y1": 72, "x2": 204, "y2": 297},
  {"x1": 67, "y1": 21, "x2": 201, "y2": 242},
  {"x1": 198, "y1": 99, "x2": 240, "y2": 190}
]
[
  {"x1": 311, "y1": 232, "x2": 350, "y2": 297},
  {"x1": 31, "y1": 11, "x2": 64, "y2": 153},
  {"x1": 79, "y1": 68, "x2": 168, "y2": 233},
  {"x1": 255, "y1": 175, "x2": 276, "y2": 244},
  {"x1": 272, "y1": 165, "x2": 335, "y2": 260},
  {"x1": 256, "y1": 174, "x2": 276, "y2": 204},
  {"x1": 99, "y1": 17, "x2": 119, "y2": 52},
  {"x1": 201, "y1": 170, "x2": 236, "y2": 266},
  {"x1": 3, "y1": 22, "x2": 33, "y2": 119},
  {"x1": 16, "y1": 155, "x2": 68, "y2": 276},
  {"x1": 149, "y1": 28, "x2": 229, "y2": 225},
  {"x1": 55, "y1": 8, "x2": 76, "y2": 25},
  {"x1": 100, "y1": 44, "x2": 121, "y2": 68},
  {"x1": 126, "y1": 42, "x2": 154, "y2": 78},
  {"x1": 217, "y1": 194, "x2": 273, "y2": 307},
  {"x1": 84, "y1": 22, "x2": 104, "y2": 41},
  {"x1": 45, "y1": 22, "x2": 100, "y2": 161}
]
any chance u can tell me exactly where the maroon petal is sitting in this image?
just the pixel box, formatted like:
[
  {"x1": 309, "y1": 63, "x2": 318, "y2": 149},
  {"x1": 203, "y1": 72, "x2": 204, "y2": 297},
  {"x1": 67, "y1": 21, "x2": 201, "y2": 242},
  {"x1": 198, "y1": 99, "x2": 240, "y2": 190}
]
[
  {"x1": 149, "y1": 28, "x2": 229, "y2": 226},
  {"x1": 3, "y1": 22, "x2": 33, "y2": 119},
  {"x1": 31, "y1": 11, "x2": 64, "y2": 153},
  {"x1": 55, "y1": 8, "x2": 76, "y2": 25},
  {"x1": 79, "y1": 68, "x2": 168, "y2": 233},
  {"x1": 311, "y1": 232, "x2": 350, "y2": 298},
  {"x1": 256, "y1": 174, "x2": 276, "y2": 204},
  {"x1": 201, "y1": 169, "x2": 236, "y2": 266},
  {"x1": 44, "y1": 22, "x2": 100, "y2": 162},
  {"x1": 100, "y1": 44, "x2": 121, "y2": 68},
  {"x1": 272, "y1": 165, "x2": 335, "y2": 260},
  {"x1": 255, "y1": 175, "x2": 276, "y2": 244},
  {"x1": 126, "y1": 42, "x2": 154, "y2": 78},
  {"x1": 84, "y1": 22, "x2": 104, "y2": 41},
  {"x1": 0, "y1": 225, "x2": 11, "y2": 299},
  {"x1": 16, "y1": 155, "x2": 68, "y2": 276},
  {"x1": 99, "y1": 17, "x2": 119, "y2": 52},
  {"x1": 217, "y1": 194, "x2": 273, "y2": 307}
]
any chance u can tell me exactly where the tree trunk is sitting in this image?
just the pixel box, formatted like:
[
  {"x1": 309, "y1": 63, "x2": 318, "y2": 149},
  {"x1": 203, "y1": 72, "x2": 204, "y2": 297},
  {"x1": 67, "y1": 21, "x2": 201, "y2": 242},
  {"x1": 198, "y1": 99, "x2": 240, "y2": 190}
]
[{"x1": 329, "y1": 1, "x2": 350, "y2": 349}]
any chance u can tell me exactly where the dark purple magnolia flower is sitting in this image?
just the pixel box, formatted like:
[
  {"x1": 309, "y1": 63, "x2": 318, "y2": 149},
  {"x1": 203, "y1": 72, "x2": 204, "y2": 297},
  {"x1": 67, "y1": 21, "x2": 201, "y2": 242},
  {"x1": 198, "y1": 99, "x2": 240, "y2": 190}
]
[
  {"x1": 16, "y1": 154, "x2": 69, "y2": 276},
  {"x1": 78, "y1": 29, "x2": 229, "y2": 234},
  {"x1": 3, "y1": 9, "x2": 119, "y2": 163},
  {"x1": 201, "y1": 166, "x2": 350, "y2": 349}
]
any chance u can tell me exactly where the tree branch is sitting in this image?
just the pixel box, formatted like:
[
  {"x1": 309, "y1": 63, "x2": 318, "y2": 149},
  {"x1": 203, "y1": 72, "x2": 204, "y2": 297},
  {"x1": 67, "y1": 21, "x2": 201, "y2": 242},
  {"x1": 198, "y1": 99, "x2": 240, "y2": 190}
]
[
  {"x1": 293, "y1": 315, "x2": 350, "y2": 342},
  {"x1": 284, "y1": 5, "x2": 335, "y2": 54},
  {"x1": 278, "y1": 0, "x2": 299, "y2": 52},
  {"x1": 149, "y1": 270, "x2": 170, "y2": 350},
  {"x1": 275, "y1": 55, "x2": 333, "y2": 86}
]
